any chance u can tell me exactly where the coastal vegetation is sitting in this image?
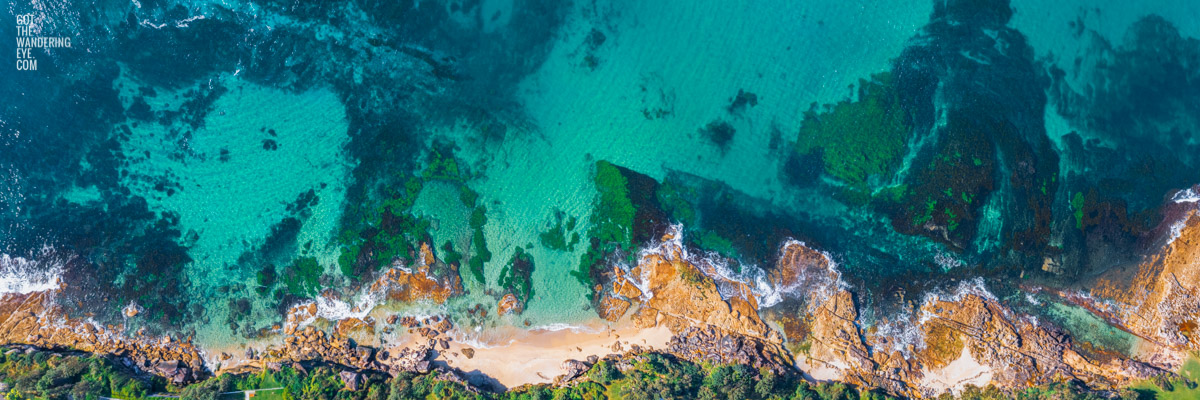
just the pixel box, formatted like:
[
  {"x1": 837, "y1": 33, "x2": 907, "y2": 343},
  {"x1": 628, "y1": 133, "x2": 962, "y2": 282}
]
[
  {"x1": 8, "y1": 347, "x2": 1182, "y2": 400},
  {"x1": 0, "y1": 348, "x2": 162, "y2": 400}
]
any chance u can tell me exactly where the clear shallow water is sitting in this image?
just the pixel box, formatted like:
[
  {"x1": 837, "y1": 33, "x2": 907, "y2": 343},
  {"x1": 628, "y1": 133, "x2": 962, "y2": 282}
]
[{"x1": 2, "y1": 0, "x2": 1199, "y2": 352}]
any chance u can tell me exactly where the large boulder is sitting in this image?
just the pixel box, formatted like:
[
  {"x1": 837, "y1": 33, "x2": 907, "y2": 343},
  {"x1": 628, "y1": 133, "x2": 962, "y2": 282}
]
[
  {"x1": 340, "y1": 370, "x2": 363, "y2": 391},
  {"x1": 559, "y1": 359, "x2": 589, "y2": 382}
]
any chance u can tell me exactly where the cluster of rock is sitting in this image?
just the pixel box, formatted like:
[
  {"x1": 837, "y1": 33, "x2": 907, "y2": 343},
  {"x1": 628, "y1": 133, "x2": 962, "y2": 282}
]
[
  {"x1": 915, "y1": 293, "x2": 1160, "y2": 391},
  {"x1": 497, "y1": 293, "x2": 523, "y2": 316},
  {"x1": 0, "y1": 291, "x2": 204, "y2": 384},
  {"x1": 6, "y1": 218, "x2": 1200, "y2": 398},
  {"x1": 589, "y1": 230, "x2": 794, "y2": 374},
  {"x1": 1088, "y1": 210, "x2": 1200, "y2": 357},
  {"x1": 368, "y1": 242, "x2": 463, "y2": 304},
  {"x1": 268, "y1": 313, "x2": 457, "y2": 376},
  {"x1": 766, "y1": 240, "x2": 1170, "y2": 397},
  {"x1": 667, "y1": 326, "x2": 793, "y2": 374}
]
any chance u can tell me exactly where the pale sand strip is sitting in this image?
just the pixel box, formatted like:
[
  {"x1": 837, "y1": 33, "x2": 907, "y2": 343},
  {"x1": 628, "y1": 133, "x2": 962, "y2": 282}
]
[
  {"x1": 437, "y1": 323, "x2": 673, "y2": 388},
  {"x1": 206, "y1": 318, "x2": 674, "y2": 390},
  {"x1": 919, "y1": 346, "x2": 994, "y2": 395}
]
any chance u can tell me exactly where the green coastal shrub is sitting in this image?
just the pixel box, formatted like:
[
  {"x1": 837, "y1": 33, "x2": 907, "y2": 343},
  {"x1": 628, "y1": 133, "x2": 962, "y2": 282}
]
[
  {"x1": 1, "y1": 346, "x2": 1145, "y2": 400},
  {"x1": 0, "y1": 347, "x2": 163, "y2": 400}
]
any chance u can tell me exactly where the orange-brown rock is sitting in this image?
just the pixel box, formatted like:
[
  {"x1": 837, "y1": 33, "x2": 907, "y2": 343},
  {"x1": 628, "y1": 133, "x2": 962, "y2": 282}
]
[
  {"x1": 335, "y1": 317, "x2": 376, "y2": 340},
  {"x1": 611, "y1": 266, "x2": 643, "y2": 299},
  {"x1": 123, "y1": 302, "x2": 140, "y2": 318},
  {"x1": 630, "y1": 306, "x2": 658, "y2": 329},
  {"x1": 625, "y1": 251, "x2": 772, "y2": 339},
  {"x1": 497, "y1": 293, "x2": 524, "y2": 316},
  {"x1": 595, "y1": 294, "x2": 631, "y2": 322},
  {"x1": 419, "y1": 242, "x2": 437, "y2": 268},
  {"x1": 760, "y1": 240, "x2": 1165, "y2": 397},
  {"x1": 917, "y1": 293, "x2": 1158, "y2": 392},
  {"x1": 0, "y1": 290, "x2": 204, "y2": 384},
  {"x1": 589, "y1": 229, "x2": 794, "y2": 373},
  {"x1": 1089, "y1": 210, "x2": 1200, "y2": 354},
  {"x1": 368, "y1": 250, "x2": 462, "y2": 304}
]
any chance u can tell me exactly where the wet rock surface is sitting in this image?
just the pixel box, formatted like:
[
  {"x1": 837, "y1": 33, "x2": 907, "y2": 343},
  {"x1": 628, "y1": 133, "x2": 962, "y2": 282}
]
[
  {"x1": 3, "y1": 223, "x2": 1199, "y2": 397},
  {"x1": 0, "y1": 290, "x2": 206, "y2": 384}
]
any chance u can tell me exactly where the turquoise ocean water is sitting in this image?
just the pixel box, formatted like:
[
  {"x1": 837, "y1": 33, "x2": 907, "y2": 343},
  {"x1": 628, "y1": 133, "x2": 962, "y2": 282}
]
[{"x1": 2, "y1": 0, "x2": 1200, "y2": 355}]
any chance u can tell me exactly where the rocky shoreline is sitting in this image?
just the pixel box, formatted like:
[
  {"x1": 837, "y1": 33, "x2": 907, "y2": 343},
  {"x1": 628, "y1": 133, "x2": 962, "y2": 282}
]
[{"x1": 4, "y1": 216, "x2": 1200, "y2": 397}]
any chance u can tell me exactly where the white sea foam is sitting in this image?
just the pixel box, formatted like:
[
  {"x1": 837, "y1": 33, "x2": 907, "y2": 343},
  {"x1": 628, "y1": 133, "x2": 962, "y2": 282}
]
[
  {"x1": 873, "y1": 313, "x2": 924, "y2": 355},
  {"x1": 628, "y1": 225, "x2": 847, "y2": 310},
  {"x1": 934, "y1": 252, "x2": 964, "y2": 271},
  {"x1": 1172, "y1": 187, "x2": 1200, "y2": 204},
  {"x1": 447, "y1": 332, "x2": 510, "y2": 350},
  {"x1": 0, "y1": 246, "x2": 66, "y2": 296},
  {"x1": 917, "y1": 278, "x2": 997, "y2": 325},
  {"x1": 175, "y1": 15, "x2": 206, "y2": 28},
  {"x1": 530, "y1": 323, "x2": 602, "y2": 334},
  {"x1": 311, "y1": 289, "x2": 383, "y2": 321},
  {"x1": 1162, "y1": 187, "x2": 1200, "y2": 244}
]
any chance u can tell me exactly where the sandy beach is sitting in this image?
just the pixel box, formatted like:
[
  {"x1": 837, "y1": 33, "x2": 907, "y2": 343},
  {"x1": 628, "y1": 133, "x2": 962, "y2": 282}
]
[
  {"x1": 202, "y1": 310, "x2": 674, "y2": 390},
  {"x1": 435, "y1": 322, "x2": 674, "y2": 388},
  {"x1": 919, "y1": 347, "x2": 994, "y2": 394}
]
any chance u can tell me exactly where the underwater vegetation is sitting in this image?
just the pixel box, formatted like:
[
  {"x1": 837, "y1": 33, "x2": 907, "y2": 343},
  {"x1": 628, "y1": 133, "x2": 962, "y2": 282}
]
[
  {"x1": 539, "y1": 210, "x2": 581, "y2": 252},
  {"x1": 281, "y1": 257, "x2": 323, "y2": 298},
  {"x1": 497, "y1": 246, "x2": 535, "y2": 306},
  {"x1": 874, "y1": 114, "x2": 997, "y2": 248},
  {"x1": 1046, "y1": 14, "x2": 1200, "y2": 277},
  {"x1": 574, "y1": 161, "x2": 640, "y2": 289},
  {"x1": 573, "y1": 160, "x2": 806, "y2": 295},
  {"x1": 0, "y1": 0, "x2": 570, "y2": 334},
  {"x1": 335, "y1": 144, "x2": 476, "y2": 285},
  {"x1": 793, "y1": 72, "x2": 910, "y2": 195},
  {"x1": 467, "y1": 204, "x2": 492, "y2": 285},
  {"x1": 699, "y1": 120, "x2": 737, "y2": 151}
]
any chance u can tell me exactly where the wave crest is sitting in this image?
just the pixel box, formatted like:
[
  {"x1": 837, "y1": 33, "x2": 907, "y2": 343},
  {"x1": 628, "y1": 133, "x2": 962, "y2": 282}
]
[{"x1": 0, "y1": 246, "x2": 67, "y2": 296}]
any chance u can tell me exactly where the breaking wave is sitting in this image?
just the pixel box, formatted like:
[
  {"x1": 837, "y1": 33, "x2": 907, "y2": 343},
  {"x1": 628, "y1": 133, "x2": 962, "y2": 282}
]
[
  {"x1": 873, "y1": 311, "x2": 924, "y2": 356},
  {"x1": 630, "y1": 224, "x2": 846, "y2": 310},
  {"x1": 0, "y1": 246, "x2": 66, "y2": 296},
  {"x1": 1164, "y1": 185, "x2": 1200, "y2": 244},
  {"x1": 1171, "y1": 186, "x2": 1200, "y2": 204},
  {"x1": 310, "y1": 289, "x2": 384, "y2": 321},
  {"x1": 917, "y1": 278, "x2": 997, "y2": 325}
]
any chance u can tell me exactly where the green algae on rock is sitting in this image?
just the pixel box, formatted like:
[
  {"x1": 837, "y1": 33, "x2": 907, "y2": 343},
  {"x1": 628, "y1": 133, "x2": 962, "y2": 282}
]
[
  {"x1": 794, "y1": 72, "x2": 910, "y2": 193},
  {"x1": 498, "y1": 246, "x2": 536, "y2": 306}
]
